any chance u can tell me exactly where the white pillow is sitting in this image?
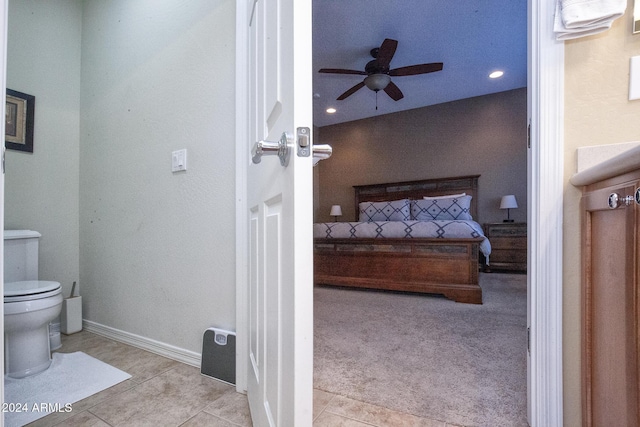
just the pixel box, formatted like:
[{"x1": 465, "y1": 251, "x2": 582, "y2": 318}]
[{"x1": 423, "y1": 192, "x2": 466, "y2": 200}]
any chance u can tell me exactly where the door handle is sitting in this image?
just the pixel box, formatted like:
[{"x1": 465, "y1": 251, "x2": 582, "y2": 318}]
[
  {"x1": 251, "y1": 132, "x2": 291, "y2": 166},
  {"x1": 312, "y1": 144, "x2": 332, "y2": 165}
]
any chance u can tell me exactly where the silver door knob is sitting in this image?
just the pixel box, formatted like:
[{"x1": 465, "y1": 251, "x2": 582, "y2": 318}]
[
  {"x1": 608, "y1": 192, "x2": 634, "y2": 209},
  {"x1": 251, "y1": 132, "x2": 291, "y2": 166}
]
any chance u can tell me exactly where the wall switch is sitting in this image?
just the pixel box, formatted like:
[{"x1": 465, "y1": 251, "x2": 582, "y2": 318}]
[
  {"x1": 630, "y1": 56, "x2": 640, "y2": 101},
  {"x1": 172, "y1": 149, "x2": 187, "y2": 172}
]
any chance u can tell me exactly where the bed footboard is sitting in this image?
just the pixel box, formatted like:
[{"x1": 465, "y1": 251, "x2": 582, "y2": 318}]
[{"x1": 314, "y1": 237, "x2": 483, "y2": 304}]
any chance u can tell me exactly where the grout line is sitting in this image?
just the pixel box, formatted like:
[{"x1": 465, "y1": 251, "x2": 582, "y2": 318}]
[
  {"x1": 312, "y1": 392, "x2": 335, "y2": 423},
  {"x1": 87, "y1": 410, "x2": 115, "y2": 427}
]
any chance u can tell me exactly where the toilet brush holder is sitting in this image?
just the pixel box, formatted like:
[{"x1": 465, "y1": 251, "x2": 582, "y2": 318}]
[{"x1": 61, "y1": 296, "x2": 82, "y2": 335}]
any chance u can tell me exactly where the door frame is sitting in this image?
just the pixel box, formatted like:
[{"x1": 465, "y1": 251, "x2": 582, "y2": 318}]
[
  {"x1": 0, "y1": 1, "x2": 7, "y2": 424},
  {"x1": 527, "y1": 0, "x2": 564, "y2": 425},
  {"x1": 235, "y1": 0, "x2": 249, "y2": 393},
  {"x1": 234, "y1": 1, "x2": 565, "y2": 426}
]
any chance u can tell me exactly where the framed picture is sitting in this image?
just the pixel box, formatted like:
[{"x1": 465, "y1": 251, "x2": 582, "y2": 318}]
[{"x1": 5, "y1": 89, "x2": 35, "y2": 153}]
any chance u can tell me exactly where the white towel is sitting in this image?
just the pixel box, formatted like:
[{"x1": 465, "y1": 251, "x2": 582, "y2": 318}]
[{"x1": 554, "y1": 0, "x2": 626, "y2": 40}]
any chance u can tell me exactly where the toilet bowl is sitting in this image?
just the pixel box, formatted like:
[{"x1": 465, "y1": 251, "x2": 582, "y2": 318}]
[{"x1": 4, "y1": 280, "x2": 62, "y2": 378}]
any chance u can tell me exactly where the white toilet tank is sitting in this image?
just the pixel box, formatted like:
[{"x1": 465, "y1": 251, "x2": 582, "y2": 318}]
[{"x1": 4, "y1": 230, "x2": 41, "y2": 283}]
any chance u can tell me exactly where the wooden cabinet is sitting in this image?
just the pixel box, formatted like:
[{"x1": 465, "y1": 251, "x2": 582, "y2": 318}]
[
  {"x1": 579, "y1": 170, "x2": 640, "y2": 426},
  {"x1": 483, "y1": 222, "x2": 527, "y2": 273}
]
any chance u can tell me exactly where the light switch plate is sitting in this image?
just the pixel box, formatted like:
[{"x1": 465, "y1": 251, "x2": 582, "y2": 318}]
[
  {"x1": 172, "y1": 149, "x2": 187, "y2": 172},
  {"x1": 630, "y1": 56, "x2": 640, "y2": 101}
]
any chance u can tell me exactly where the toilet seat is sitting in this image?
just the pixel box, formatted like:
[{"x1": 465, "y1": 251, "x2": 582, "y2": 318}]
[{"x1": 4, "y1": 280, "x2": 62, "y2": 303}]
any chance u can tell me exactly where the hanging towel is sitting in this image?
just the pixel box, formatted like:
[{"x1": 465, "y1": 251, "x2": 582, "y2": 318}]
[
  {"x1": 554, "y1": 0, "x2": 626, "y2": 40},
  {"x1": 561, "y1": 0, "x2": 626, "y2": 28}
]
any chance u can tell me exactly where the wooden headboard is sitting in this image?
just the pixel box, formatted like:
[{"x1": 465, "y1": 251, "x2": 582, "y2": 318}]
[{"x1": 353, "y1": 175, "x2": 480, "y2": 221}]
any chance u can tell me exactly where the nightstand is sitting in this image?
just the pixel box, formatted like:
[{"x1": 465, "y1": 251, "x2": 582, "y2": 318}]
[{"x1": 483, "y1": 222, "x2": 527, "y2": 273}]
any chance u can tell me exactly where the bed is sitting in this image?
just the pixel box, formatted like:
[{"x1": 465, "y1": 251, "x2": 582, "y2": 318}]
[{"x1": 313, "y1": 175, "x2": 490, "y2": 304}]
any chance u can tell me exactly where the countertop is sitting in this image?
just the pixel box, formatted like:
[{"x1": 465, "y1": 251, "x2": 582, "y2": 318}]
[{"x1": 570, "y1": 142, "x2": 640, "y2": 187}]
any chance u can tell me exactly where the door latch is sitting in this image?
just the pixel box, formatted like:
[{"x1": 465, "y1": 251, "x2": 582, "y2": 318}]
[
  {"x1": 296, "y1": 126, "x2": 332, "y2": 164},
  {"x1": 297, "y1": 127, "x2": 311, "y2": 157}
]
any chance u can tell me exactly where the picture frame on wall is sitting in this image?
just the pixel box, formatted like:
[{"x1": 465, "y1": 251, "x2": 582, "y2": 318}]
[{"x1": 5, "y1": 89, "x2": 35, "y2": 153}]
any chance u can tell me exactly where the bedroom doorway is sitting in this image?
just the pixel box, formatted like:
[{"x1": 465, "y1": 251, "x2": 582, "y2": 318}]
[
  {"x1": 309, "y1": 1, "x2": 563, "y2": 425},
  {"x1": 312, "y1": 112, "x2": 529, "y2": 425}
]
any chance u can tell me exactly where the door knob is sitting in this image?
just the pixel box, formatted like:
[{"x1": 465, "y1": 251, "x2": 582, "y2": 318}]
[{"x1": 251, "y1": 132, "x2": 291, "y2": 166}]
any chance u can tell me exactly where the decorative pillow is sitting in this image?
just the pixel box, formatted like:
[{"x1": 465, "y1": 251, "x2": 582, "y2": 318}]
[
  {"x1": 411, "y1": 195, "x2": 473, "y2": 220},
  {"x1": 359, "y1": 199, "x2": 410, "y2": 222},
  {"x1": 423, "y1": 192, "x2": 466, "y2": 200}
]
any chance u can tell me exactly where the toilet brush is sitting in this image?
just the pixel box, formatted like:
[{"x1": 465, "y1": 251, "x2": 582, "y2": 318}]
[{"x1": 70, "y1": 281, "x2": 77, "y2": 298}]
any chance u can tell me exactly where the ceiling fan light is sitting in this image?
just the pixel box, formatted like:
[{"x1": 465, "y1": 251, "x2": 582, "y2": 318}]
[{"x1": 364, "y1": 74, "x2": 391, "y2": 91}]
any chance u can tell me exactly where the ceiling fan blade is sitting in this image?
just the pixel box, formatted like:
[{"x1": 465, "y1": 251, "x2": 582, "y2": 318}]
[
  {"x1": 384, "y1": 81, "x2": 404, "y2": 101},
  {"x1": 319, "y1": 68, "x2": 367, "y2": 75},
  {"x1": 389, "y1": 62, "x2": 444, "y2": 76},
  {"x1": 337, "y1": 81, "x2": 366, "y2": 100},
  {"x1": 376, "y1": 39, "x2": 398, "y2": 69}
]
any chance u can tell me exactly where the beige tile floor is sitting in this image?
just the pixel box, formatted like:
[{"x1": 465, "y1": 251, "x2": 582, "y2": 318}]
[{"x1": 26, "y1": 331, "x2": 458, "y2": 427}]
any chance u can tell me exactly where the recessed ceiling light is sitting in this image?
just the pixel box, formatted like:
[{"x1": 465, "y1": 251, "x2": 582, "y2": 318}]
[
  {"x1": 326, "y1": 107, "x2": 336, "y2": 114},
  {"x1": 489, "y1": 70, "x2": 504, "y2": 79}
]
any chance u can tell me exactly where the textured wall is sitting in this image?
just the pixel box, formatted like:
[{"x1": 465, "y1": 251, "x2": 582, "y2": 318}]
[
  {"x1": 5, "y1": 0, "x2": 82, "y2": 298},
  {"x1": 315, "y1": 88, "x2": 527, "y2": 225},
  {"x1": 563, "y1": 3, "x2": 640, "y2": 425},
  {"x1": 79, "y1": 0, "x2": 236, "y2": 353}
]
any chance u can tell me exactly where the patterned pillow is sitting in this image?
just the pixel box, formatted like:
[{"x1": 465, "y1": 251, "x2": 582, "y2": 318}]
[
  {"x1": 411, "y1": 195, "x2": 473, "y2": 220},
  {"x1": 359, "y1": 199, "x2": 410, "y2": 222}
]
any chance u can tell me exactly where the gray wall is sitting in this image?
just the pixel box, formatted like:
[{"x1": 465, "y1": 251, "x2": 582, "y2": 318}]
[
  {"x1": 79, "y1": 0, "x2": 236, "y2": 352},
  {"x1": 315, "y1": 88, "x2": 527, "y2": 225},
  {"x1": 6, "y1": 0, "x2": 82, "y2": 298},
  {"x1": 6, "y1": 0, "x2": 237, "y2": 355}
]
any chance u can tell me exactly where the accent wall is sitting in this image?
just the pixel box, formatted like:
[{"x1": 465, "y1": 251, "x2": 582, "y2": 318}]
[{"x1": 315, "y1": 88, "x2": 527, "y2": 225}]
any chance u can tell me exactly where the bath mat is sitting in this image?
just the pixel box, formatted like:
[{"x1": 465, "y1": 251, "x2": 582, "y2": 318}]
[{"x1": 4, "y1": 351, "x2": 131, "y2": 427}]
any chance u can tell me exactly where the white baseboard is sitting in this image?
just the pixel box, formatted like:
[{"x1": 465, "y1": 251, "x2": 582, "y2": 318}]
[{"x1": 82, "y1": 320, "x2": 201, "y2": 368}]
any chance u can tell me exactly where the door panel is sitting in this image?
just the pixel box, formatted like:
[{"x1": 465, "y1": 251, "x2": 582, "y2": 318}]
[{"x1": 245, "y1": 0, "x2": 313, "y2": 425}]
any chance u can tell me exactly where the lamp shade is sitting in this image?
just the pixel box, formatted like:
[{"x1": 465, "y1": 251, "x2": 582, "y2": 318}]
[
  {"x1": 329, "y1": 205, "x2": 343, "y2": 217},
  {"x1": 500, "y1": 195, "x2": 518, "y2": 210}
]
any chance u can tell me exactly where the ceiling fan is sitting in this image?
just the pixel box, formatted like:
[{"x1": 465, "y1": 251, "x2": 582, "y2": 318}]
[{"x1": 319, "y1": 38, "x2": 443, "y2": 102}]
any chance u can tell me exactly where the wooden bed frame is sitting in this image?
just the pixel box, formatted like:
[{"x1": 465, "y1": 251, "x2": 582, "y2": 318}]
[{"x1": 314, "y1": 175, "x2": 484, "y2": 304}]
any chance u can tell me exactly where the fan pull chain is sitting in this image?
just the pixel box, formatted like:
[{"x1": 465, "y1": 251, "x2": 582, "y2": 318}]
[{"x1": 375, "y1": 91, "x2": 379, "y2": 110}]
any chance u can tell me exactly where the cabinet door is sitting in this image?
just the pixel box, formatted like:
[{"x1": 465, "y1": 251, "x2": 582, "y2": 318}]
[{"x1": 582, "y1": 179, "x2": 640, "y2": 426}]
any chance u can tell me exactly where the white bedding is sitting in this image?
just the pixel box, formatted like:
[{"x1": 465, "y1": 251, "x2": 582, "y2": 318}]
[{"x1": 313, "y1": 220, "x2": 491, "y2": 261}]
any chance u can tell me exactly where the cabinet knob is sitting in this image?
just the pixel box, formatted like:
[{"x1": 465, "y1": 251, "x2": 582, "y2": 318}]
[{"x1": 608, "y1": 192, "x2": 634, "y2": 209}]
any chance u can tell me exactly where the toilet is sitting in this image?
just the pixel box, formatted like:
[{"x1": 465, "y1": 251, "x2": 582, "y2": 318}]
[{"x1": 3, "y1": 230, "x2": 62, "y2": 378}]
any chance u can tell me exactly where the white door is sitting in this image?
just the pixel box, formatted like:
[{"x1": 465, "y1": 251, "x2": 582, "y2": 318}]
[{"x1": 243, "y1": 0, "x2": 314, "y2": 425}]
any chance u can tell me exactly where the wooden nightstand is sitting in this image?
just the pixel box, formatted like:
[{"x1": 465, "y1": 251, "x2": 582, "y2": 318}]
[{"x1": 483, "y1": 222, "x2": 527, "y2": 273}]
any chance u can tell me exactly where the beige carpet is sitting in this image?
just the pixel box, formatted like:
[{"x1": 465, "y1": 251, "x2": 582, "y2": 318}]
[{"x1": 313, "y1": 272, "x2": 527, "y2": 427}]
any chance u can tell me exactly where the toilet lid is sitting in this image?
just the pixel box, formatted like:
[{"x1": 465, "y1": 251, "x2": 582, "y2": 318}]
[{"x1": 4, "y1": 281, "x2": 61, "y2": 301}]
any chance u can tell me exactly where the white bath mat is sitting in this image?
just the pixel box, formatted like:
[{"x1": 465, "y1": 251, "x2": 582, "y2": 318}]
[{"x1": 4, "y1": 351, "x2": 131, "y2": 427}]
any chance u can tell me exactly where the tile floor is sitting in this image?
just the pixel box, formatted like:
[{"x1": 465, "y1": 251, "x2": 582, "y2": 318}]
[{"x1": 25, "y1": 331, "x2": 459, "y2": 427}]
